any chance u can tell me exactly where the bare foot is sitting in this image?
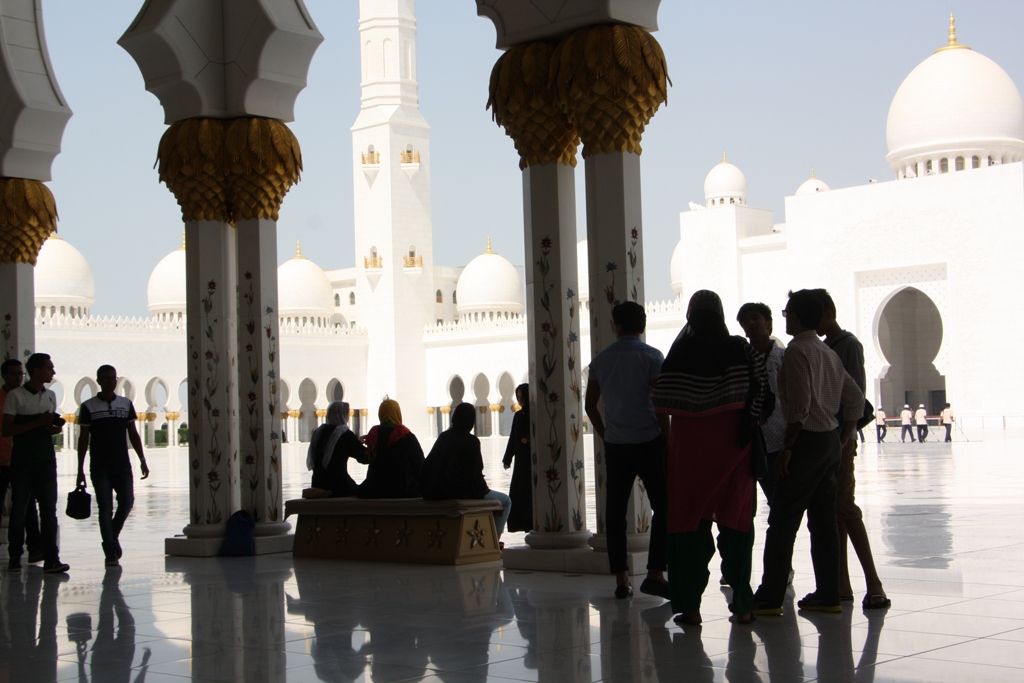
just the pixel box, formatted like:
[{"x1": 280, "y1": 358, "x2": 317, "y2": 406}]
[{"x1": 673, "y1": 610, "x2": 702, "y2": 625}]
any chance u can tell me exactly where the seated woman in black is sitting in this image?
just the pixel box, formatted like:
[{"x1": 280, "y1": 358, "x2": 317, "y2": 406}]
[
  {"x1": 420, "y1": 402, "x2": 511, "y2": 538},
  {"x1": 307, "y1": 401, "x2": 368, "y2": 497},
  {"x1": 357, "y1": 399, "x2": 424, "y2": 499}
]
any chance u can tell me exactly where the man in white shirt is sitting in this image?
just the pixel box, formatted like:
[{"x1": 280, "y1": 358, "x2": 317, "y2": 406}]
[
  {"x1": 940, "y1": 403, "x2": 954, "y2": 442},
  {"x1": 900, "y1": 405, "x2": 915, "y2": 442},
  {"x1": 875, "y1": 407, "x2": 887, "y2": 443},
  {"x1": 915, "y1": 404, "x2": 929, "y2": 442},
  {"x1": 752, "y1": 290, "x2": 863, "y2": 616}
]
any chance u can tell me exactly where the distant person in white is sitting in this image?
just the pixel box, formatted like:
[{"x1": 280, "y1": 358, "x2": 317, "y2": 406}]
[
  {"x1": 940, "y1": 403, "x2": 954, "y2": 443},
  {"x1": 875, "y1": 407, "x2": 887, "y2": 443},
  {"x1": 900, "y1": 405, "x2": 915, "y2": 443},
  {"x1": 915, "y1": 404, "x2": 929, "y2": 443}
]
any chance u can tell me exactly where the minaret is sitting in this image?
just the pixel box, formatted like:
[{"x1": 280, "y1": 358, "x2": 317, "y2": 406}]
[{"x1": 352, "y1": 0, "x2": 433, "y2": 433}]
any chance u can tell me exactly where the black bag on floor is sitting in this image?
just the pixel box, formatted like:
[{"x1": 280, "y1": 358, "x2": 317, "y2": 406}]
[
  {"x1": 66, "y1": 485, "x2": 91, "y2": 520},
  {"x1": 219, "y1": 510, "x2": 256, "y2": 556}
]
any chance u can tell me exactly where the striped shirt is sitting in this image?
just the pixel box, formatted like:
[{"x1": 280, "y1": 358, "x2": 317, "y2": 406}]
[
  {"x1": 778, "y1": 330, "x2": 864, "y2": 432},
  {"x1": 653, "y1": 338, "x2": 768, "y2": 420}
]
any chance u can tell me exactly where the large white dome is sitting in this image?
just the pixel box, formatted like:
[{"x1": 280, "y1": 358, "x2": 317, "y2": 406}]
[
  {"x1": 456, "y1": 240, "x2": 523, "y2": 321},
  {"x1": 147, "y1": 241, "x2": 186, "y2": 321},
  {"x1": 704, "y1": 155, "x2": 747, "y2": 207},
  {"x1": 886, "y1": 19, "x2": 1024, "y2": 175},
  {"x1": 34, "y1": 236, "x2": 94, "y2": 317},
  {"x1": 278, "y1": 243, "x2": 335, "y2": 327}
]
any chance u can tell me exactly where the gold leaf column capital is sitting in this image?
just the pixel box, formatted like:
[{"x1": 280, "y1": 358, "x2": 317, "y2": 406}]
[
  {"x1": 551, "y1": 25, "x2": 670, "y2": 158},
  {"x1": 488, "y1": 41, "x2": 579, "y2": 170},
  {"x1": 157, "y1": 118, "x2": 229, "y2": 223},
  {"x1": 0, "y1": 178, "x2": 58, "y2": 264}
]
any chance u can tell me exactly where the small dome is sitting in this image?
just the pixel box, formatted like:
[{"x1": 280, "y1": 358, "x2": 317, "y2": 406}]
[
  {"x1": 576, "y1": 239, "x2": 589, "y2": 302},
  {"x1": 456, "y1": 238, "x2": 524, "y2": 321},
  {"x1": 704, "y1": 154, "x2": 747, "y2": 207},
  {"x1": 34, "y1": 236, "x2": 95, "y2": 317},
  {"x1": 278, "y1": 242, "x2": 335, "y2": 327},
  {"x1": 795, "y1": 170, "x2": 830, "y2": 196},
  {"x1": 147, "y1": 237, "x2": 186, "y2": 320},
  {"x1": 886, "y1": 16, "x2": 1024, "y2": 175}
]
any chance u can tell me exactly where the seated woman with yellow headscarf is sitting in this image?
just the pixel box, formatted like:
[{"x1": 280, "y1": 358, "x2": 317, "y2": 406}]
[{"x1": 357, "y1": 399, "x2": 425, "y2": 499}]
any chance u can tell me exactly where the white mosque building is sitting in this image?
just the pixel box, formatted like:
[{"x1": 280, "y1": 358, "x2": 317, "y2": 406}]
[{"x1": 31, "y1": 12, "x2": 1024, "y2": 449}]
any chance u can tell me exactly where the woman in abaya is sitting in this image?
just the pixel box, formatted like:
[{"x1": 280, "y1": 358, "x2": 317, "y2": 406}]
[
  {"x1": 502, "y1": 384, "x2": 533, "y2": 532},
  {"x1": 357, "y1": 398, "x2": 425, "y2": 499},
  {"x1": 652, "y1": 290, "x2": 768, "y2": 626},
  {"x1": 306, "y1": 401, "x2": 368, "y2": 497}
]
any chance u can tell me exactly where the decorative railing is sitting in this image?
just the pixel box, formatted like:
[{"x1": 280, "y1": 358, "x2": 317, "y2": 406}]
[
  {"x1": 424, "y1": 313, "x2": 527, "y2": 336},
  {"x1": 403, "y1": 255, "x2": 423, "y2": 268},
  {"x1": 364, "y1": 256, "x2": 383, "y2": 269},
  {"x1": 36, "y1": 313, "x2": 367, "y2": 339},
  {"x1": 361, "y1": 151, "x2": 380, "y2": 164},
  {"x1": 400, "y1": 150, "x2": 420, "y2": 164}
]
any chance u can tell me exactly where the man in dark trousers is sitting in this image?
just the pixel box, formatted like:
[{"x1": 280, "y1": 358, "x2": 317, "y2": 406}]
[
  {"x1": 815, "y1": 290, "x2": 889, "y2": 609},
  {"x1": 76, "y1": 364, "x2": 149, "y2": 567},
  {"x1": 751, "y1": 290, "x2": 863, "y2": 615},
  {"x1": 2, "y1": 353, "x2": 68, "y2": 573},
  {"x1": 585, "y1": 301, "x2": 671, "y2": 600},
  {"x1": 0, "y1": 359, "x2": 42, "y2": 565}
]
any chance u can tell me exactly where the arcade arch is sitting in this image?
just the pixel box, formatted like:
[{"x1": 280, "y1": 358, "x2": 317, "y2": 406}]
[
  {"x1": 472, "y1": 373, "x2": 490, "y2": 436},
  {"x1": 298, "y1": 378, "x2": 318, "y2": 441},
  {"x1": 876, "y1": 287, "x2": 946, "y2": 415}
]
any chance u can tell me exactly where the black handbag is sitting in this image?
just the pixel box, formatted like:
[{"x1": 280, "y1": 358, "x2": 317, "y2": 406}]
[
  {"x1": 66, "y1": 485, "x2": 91, "y2": 520},
  {"x1": 857, "y1": 398, "x2": 876, "y2": 431},
  {"x1": 751, "y1": 426, "x2": 769, "y2": 481}
]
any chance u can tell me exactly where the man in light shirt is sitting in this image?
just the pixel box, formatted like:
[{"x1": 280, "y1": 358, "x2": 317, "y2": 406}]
[
  {"x1": 915, "y1": 404, "x2": 929, "y2": 442},
  {"x1": 875, "y1": 407, "x2": 887, "y2": 443},
  {"x1": 940, "y1": 403, "x2": 954, "y2": 442},
  {"x1": 751, "y1": 290, "x2": 864, "y2": 616},
  {"x1": 900, "y1": 405, "x2": 915, "y2": 442}
]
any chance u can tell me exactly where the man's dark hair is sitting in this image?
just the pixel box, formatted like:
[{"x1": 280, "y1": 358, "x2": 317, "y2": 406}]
[
  {"x1": 736, "y1": 302, "x2": 772, "y2": 324},
  {"x1": 811, "y1": 288, "x2": 837, "y2": 316},
  {"x1": 25, "y1": 353, "x2": 51, "y2": 376},
  {"x1": 451, "y1": 402, "x2": 476, "y2": 432},
  {"x1": 945, "y1": 403, "x2": 951, "y2": 408},
  {"x1": 0, "y1": 358, "x2": 23, "y2": 374},
  {"x1": 612, "y1": 301, "x2": 646, "y2": 334},
  {"x1": 96, "y1": 364, "x2": 117, "y2": 378},
  {"x1": 786, "y1": 290, "x2": 824, "y2": 330}
]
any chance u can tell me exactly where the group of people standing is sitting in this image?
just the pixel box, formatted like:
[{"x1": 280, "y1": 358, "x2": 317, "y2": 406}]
[
  {"x1": 2, "y1": 355, "x2": 148, "y2": 574},
  {"x1": 878, "y1": 403, "x2": 954, "y2": 443},
  {"x1": 583, "y1": 290, "x2": 889, "y2": 626}
]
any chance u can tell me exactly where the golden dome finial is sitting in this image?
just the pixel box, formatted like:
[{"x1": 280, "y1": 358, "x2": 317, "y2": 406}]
[
  {"x1": 722, "y1": 151, "x2": 728, "y2": 163},
  {"x1": 179, "y1": 230, "x2": 186, "y2": 250},
  {"x1": 295, "y1": 240, "x2": 303, "y2": 258},
  {"x1": 485, "y1": 235, "x2": 494, "y2": 254},
  {"x1": 810, "y1": 168, "x2": 816, "y2": 179},
  {"x1": 936, "y1": 12, "x2": 970, "y2": 52}
]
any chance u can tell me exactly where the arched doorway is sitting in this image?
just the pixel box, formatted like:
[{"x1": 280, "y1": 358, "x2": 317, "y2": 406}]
[
  {"x1": 877, "y1": 287, "x2": 946, "y2": 415},
  {"x1": 472, "y1": 373, "x2": 491, "y2": 437},
  {"x1": 298, "y1": 378, "x2": 318, "y2": 442}
]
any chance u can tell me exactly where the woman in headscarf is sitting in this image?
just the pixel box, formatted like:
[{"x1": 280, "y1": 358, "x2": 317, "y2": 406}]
[
  {"x1": 501, "y1": 383, "x2": 532, "y2": 532},
  {"x1": 421, "y1": 402, "x2": 512, "y2": 537},
  {"x1": 357, "y1": 398, "x2": 425, "y2": 499},
  {"x1": 653, "y1": 290, "x2": 769, "y2": 625},
  {"x1": 306, "y1": 401, "x2": 368, "y2": 497}
]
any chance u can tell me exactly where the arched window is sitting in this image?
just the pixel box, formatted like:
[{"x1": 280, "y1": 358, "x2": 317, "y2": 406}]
[
  {"x1": 370, "y1": 246, "x2": 377, "y2": 258},
  {"x1": 452, "y1": 291, "x2": 457, "y2": 305},
  {"x1": 349, "y1": 292, "x2": 356, "y2": 305},
  {"x1": 435, "y1": 289, "x2": 442, "y2": 303},
  {"x1": 955, "y1": 157, "x2": 964, "y2": 171},
  {"x1": 406, "y1": 144, "x2": 413, "y2": 153},
  {"x1": 925, "y1": 159, "x2": 933, "y2": 174},
  {"x1": 334, "y1": 293, "x2": 340, "y2": 307},
  {"x1": 972, "y1": 156, "x2": 980, "y2": 169},
  {"x1": 409, "y1": 246, "x2": 416, "y2": 257},
  {"x1": 939, "y1": 158, "x2": 948, "y2": 173}
]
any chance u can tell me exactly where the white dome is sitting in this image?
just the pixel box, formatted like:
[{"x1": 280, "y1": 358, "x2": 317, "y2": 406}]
[
  {"x1": 886, "y1": 20, "x2": 1024, "y2": 175},
  {"x1": 456, "y1": 241, "x2": 524, "y2": 320},
  {"x1": 795, "y1": 172, "x2": 830, "y2": 196},
  {"x1": 576, "y1": 239, "x2": 589, "y2": 302},
  {"x1": 34, "y1": 236, "x2": 94, "y2": 317},
  {"x1": 704, "y1": 156, "x2": 747, "y2": 207},
  {"x1": 147, "y1": 243, "x2": 186, "y2": 320},
  {"x1": 278, "y1": 244, "x2": 335, "y2": 326}
]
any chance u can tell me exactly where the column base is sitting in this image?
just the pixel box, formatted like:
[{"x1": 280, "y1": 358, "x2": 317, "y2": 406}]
[
  {"x1": 502, "y1": 546, "x2": 649, "y2": 575},
  {"x1": 165, "y1": 533, "x2": 294, "y2": 557},
  {"x1": 587, "y1": 532, "x2": 651, "y2": 553},
  {"x1": 524, "y1": 530, "x2": 592, "y2": 550}
]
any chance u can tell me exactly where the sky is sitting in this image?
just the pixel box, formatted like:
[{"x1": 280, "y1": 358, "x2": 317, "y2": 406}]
[{"x1": 42, "y1": 1, "x2": 1024, "y2": 317}]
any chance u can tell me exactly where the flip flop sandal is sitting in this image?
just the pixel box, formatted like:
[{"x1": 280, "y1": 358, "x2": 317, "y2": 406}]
[
  {"x1": 862, "y1": 594, "x2": 891, "y2": 610},
  {"x1": 840, "y1": 595, "x2": 854, "y2": 602}
]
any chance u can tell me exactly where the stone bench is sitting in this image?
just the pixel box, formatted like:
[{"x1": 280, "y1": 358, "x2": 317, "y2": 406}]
[{"x1": 285, "y1": 497, "x2": 503, "y2": 565}]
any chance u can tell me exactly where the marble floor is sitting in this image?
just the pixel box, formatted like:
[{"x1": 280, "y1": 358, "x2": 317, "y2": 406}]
[{"x1": 3, "y1": 428, "x2": 1024, "y2": 682}]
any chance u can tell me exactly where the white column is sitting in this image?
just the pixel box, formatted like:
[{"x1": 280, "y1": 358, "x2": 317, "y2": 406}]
[
  {"x1": 236, "y1": 218, "x2": 290, "y2": 541},
  {"x1": 169, "y1": 220, "x2": 240, "y2": 554},
  {"x1": 522, "y1": 162, "x2": 589, "y2": 549},
  {"x1": 0, "y1": 262, "x2": 34, "y2": 362},
  {"x1": 584, "y1": 151, "x2": 652, "y2": 555}
]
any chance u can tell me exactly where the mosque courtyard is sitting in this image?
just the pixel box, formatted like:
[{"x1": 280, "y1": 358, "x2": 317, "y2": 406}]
[{"x1": 3, "y1": 429, "x2": 1024, "y2": 682}]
